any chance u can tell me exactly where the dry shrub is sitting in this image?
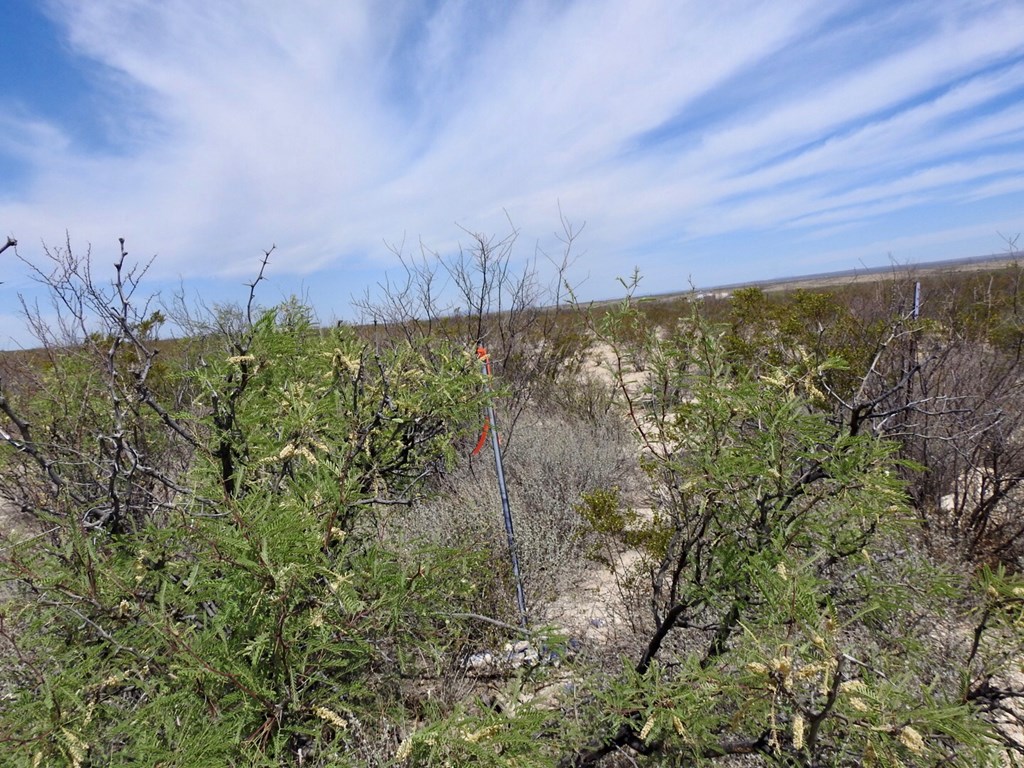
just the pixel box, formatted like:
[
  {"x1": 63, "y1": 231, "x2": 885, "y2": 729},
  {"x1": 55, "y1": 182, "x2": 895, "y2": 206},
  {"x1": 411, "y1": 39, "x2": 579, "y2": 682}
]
[
  {"x1": 891, "y1": 338, "x2": 1024, "y2": 566},
  {"x1": 398, "y1": 406, "x2": 639, "y2": 622}
]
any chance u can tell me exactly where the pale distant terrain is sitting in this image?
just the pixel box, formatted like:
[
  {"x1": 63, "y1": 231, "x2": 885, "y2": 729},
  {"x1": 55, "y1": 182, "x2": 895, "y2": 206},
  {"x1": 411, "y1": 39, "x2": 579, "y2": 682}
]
[{"x1": 640, "y1": 251, "x2": 1024, "y2": 303}]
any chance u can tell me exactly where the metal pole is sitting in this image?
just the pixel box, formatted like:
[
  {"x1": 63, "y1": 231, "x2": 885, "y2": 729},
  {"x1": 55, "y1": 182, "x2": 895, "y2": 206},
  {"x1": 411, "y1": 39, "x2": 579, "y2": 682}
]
[{"x1": 477, "y1": 347, "x2": 528, "y2": 629}]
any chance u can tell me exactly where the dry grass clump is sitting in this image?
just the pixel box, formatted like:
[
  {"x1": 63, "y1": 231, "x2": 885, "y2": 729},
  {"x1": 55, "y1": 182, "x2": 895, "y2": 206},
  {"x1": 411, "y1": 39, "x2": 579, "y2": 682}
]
[{"x1": 396, "y1": 406, "x2": 641, "y2": 623}]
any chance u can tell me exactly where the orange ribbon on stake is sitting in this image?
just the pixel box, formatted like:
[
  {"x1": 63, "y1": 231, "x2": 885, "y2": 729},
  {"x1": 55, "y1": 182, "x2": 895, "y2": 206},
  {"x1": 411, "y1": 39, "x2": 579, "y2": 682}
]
[
  {"x1": 471, "y1": 344, "x2": 528, "y2": 628},
  {"x1": 472, "y1": 346, "x2": 492, "y2": 456}
]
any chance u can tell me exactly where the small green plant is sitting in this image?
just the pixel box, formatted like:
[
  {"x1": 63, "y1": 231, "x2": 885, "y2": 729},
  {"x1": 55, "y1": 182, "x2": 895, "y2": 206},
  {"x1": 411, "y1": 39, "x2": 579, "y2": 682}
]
[{"x1": 576, "y1": 486, "x2": 670, "y2": 562}]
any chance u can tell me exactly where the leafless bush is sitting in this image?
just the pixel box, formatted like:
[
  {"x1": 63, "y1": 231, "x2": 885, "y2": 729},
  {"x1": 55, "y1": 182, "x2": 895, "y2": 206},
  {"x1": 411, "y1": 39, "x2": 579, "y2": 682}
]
[
  {"x1": 0, "y1": 238, "x2": 199, "y2": 533},
  {"x1": 825, "y1": 266, "x2": 1024, "y2": 565},
  {"x1": 894, "y1": 339, "x2": 1024, "y2": 563},
  {"x1": 354, "y1": 216, "x2": 590, "y2": 437}
]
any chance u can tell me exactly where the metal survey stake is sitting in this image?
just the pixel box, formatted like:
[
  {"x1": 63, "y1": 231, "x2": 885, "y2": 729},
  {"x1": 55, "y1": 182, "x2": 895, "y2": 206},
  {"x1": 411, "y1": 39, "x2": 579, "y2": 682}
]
[{"x1": 475, "y1": 346, "x2": 528, "y2": 629}]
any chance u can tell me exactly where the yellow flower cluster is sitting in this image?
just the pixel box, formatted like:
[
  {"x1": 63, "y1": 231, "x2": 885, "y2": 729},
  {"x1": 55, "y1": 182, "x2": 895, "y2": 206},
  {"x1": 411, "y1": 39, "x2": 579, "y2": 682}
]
[
  {"x1": 791, "y1": 713, "x2": 805, "y2": 750},
  {"x1": 849, "y1": 697, "x2": 869, "y2": 713},
  {"x1": 395, "y1": 736, "x2": 413, "y2": 761},
  {"x1": 313, "y1": 706, "x2": 348, "y2": 730},
  {"x1": 770, "y1": 656, "x2": 794, "y2": 690},
  {"x1": 639, "y1": 713, "x2": 657, "y2": 742},
  {"x1": 326, "y1": 349, "x2": 361, "y2": 377},
  {"x1": 461, "y1": 724, "x2": 501, "y2": 743},
  {"x1": 898, "y1": 725, "x2": 925, "y2": 754},
  {"x1": 277, "y1": 443, "x2": 319, "y2": 464},
  {"x1": 60, "y1": 728, "x2": 89, "y2": 768}
]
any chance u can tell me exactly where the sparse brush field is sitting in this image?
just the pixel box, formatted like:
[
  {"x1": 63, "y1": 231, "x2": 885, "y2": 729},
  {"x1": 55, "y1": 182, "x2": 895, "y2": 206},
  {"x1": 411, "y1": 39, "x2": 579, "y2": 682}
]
[{"x1": 3, "y1": 238, "x2": 1024, "y2": 767}]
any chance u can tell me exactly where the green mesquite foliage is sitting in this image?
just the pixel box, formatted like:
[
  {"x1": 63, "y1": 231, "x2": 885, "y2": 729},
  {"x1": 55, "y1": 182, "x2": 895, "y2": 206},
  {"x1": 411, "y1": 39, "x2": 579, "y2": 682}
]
[{"x1": 0, "y1": 305, "x2": 493, "y2": 766}]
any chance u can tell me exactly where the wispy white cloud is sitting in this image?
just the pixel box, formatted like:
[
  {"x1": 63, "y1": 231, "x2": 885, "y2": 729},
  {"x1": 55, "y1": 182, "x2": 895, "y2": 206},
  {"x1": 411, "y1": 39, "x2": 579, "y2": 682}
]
[{"x1": 0, "y1": 0, "x2": 1021, "y2": 347}]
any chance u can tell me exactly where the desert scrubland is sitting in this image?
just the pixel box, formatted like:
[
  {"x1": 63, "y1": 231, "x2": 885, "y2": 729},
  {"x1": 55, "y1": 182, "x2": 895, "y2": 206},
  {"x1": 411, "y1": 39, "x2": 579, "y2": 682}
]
[{"x1": 3, "y1": 238, "x2": 1024, "y2": 766}]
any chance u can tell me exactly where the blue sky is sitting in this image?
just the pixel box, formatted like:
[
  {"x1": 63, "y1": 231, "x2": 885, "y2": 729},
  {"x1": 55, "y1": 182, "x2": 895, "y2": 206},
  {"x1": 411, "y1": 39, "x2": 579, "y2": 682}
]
[{"x1": 1, "y1": 0, "x2": 1023, "y2": 347}]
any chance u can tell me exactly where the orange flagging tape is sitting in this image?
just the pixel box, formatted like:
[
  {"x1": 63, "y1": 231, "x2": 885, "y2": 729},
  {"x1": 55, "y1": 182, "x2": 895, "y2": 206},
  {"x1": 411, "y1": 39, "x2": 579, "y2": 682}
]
[
  {"x1": 472, "y1": 418, "x2": 490, "y2": 456},
  {"x1": 476, "y1": 345, "x2": 492, "y2": 375},
  {"x1": 472, "y1": 346, "x2": 493, "y2": 456}
]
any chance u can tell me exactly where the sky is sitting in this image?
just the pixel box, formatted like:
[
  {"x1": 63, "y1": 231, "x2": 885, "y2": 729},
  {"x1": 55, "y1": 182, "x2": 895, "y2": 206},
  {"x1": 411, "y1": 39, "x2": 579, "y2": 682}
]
[{"x1": 1, "y1": 0, "x2": 1023, "y2": 347}]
